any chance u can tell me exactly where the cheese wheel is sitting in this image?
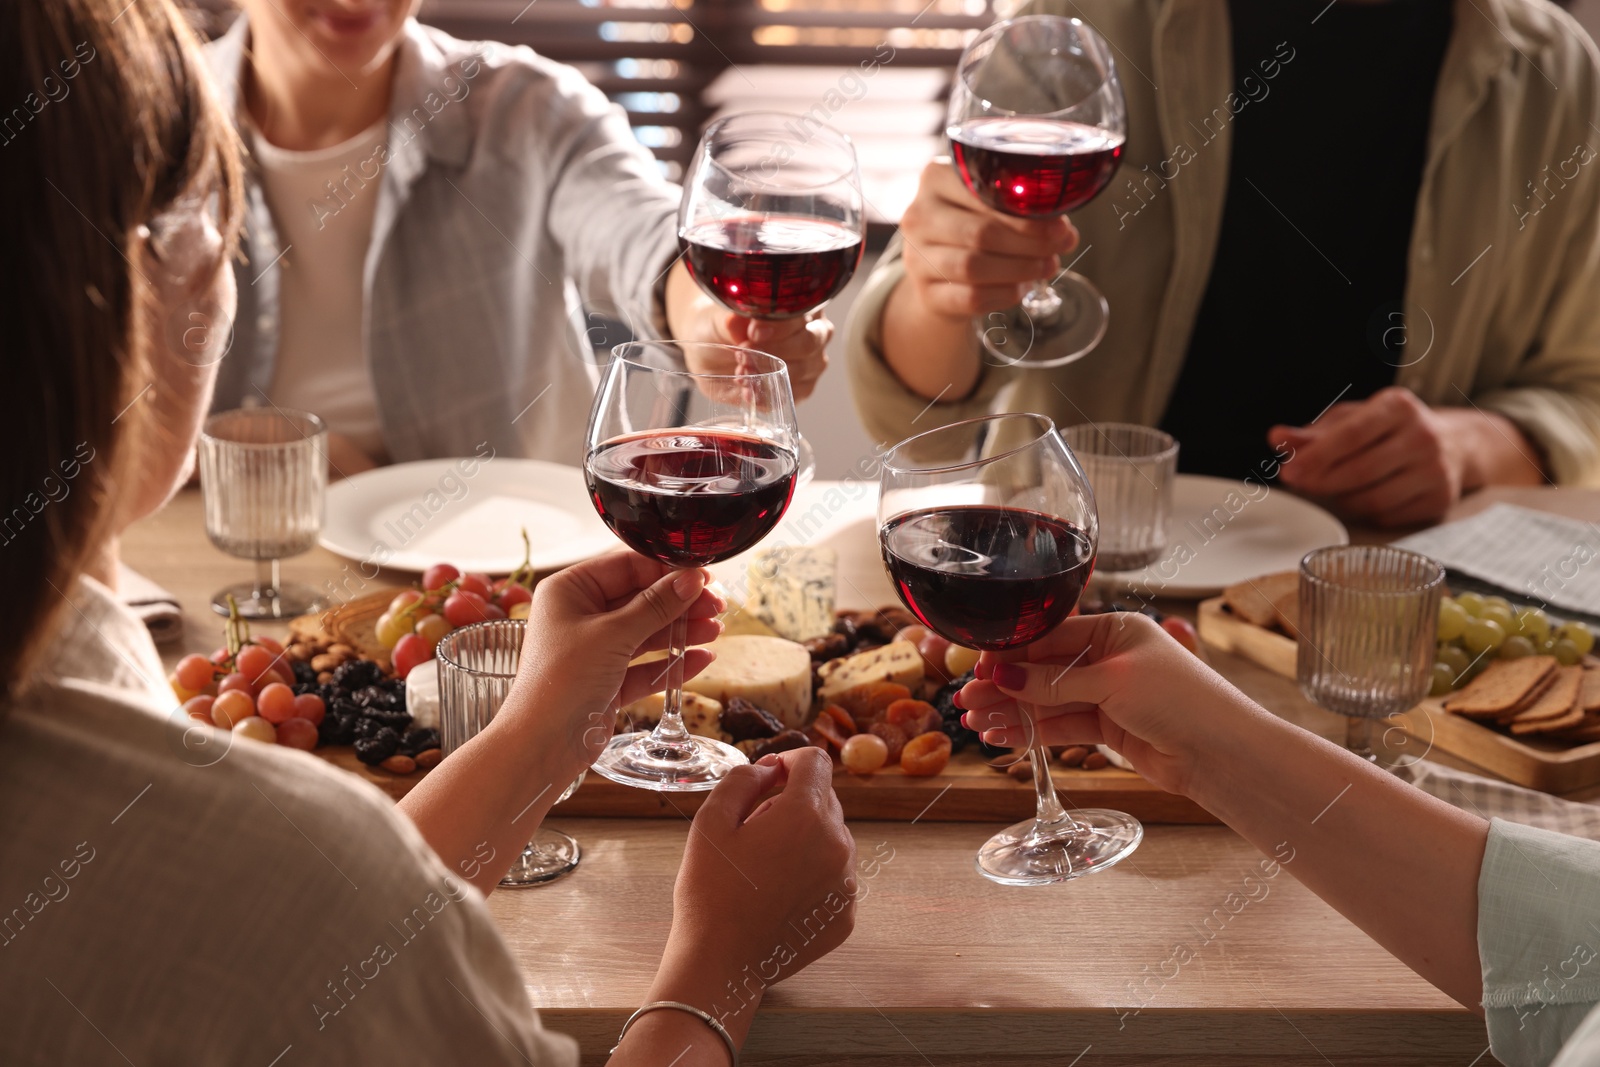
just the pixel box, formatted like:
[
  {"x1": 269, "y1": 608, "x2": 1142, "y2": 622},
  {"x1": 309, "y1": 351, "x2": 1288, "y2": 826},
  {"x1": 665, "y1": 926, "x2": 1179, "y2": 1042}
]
[
  {"x1": 684, "y1": 635, "x2": 813, "y2": 729},
  {"x1": 817, "y1": 640, "x2": 924, "y2": 703},
  {"x1": 619, "y1": 691, "x2": 728, "y2": 742}
]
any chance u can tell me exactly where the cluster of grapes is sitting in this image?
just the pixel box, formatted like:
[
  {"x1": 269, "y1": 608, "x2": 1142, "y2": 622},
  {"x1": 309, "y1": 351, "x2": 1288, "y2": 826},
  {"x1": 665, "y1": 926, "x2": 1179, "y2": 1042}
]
[
  {"x1": 1431, "y1": 592, "x2": 1597, "y2": 695},
  {"x1": 170, "y1": 637, "x2": 327, "y2": 751},
  {"x1": 374, "y1": 560, "x2": 535, "y2": 680}
]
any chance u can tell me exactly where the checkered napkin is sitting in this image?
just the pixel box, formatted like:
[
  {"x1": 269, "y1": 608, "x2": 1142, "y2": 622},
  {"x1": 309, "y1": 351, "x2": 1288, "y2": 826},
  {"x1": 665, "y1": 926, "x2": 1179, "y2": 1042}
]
[{"x1": 1389, "y1": 760, "x2": 1600, "y2": 841}]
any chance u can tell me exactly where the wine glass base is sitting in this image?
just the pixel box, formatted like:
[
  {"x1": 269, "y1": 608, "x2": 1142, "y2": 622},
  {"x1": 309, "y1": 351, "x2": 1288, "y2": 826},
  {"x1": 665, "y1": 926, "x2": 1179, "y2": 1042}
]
[
  {"x1": 591, "y1": 731, "x2": 748, "y2": 793},
  {"x1": 499, "y1": 828, "x2": 582, "y2": 888},
  {"x1": 976, "y1": 809, "x2": 1143, "y2": 886},
  {"x1": 210, "y1": 580, "x2": 325, "y2": 619},
  {"x1": 977, "y1": 271, "x2": 1109, "y2": 369}
]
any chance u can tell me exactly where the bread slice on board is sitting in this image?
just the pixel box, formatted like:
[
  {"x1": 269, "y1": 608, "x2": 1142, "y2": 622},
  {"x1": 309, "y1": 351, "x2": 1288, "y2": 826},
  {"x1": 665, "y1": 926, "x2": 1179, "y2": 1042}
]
[
  {"x1": 1224, "y1": 572, "x2": 1298, "y2": 632},
  {"x1": 1507, "y1": 666, "x2": 1586, "y2": 733},
  {"x1": 1443, "y1": 656, "x2": 1558, "y2": 719}
]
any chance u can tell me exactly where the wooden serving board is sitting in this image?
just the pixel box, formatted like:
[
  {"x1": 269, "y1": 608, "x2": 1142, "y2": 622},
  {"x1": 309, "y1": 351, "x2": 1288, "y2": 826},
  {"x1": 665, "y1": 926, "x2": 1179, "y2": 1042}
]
[
  {"x1": 316, "y1": 746, "x2": 1217, "y2": 823},
  {"x1": 1196, "y1": 595, "x2": 1600, "y2": 794}
]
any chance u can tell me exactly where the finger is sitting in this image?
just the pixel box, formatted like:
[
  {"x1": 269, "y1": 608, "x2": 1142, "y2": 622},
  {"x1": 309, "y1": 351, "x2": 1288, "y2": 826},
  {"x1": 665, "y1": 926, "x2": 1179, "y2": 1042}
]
[
  {"x1": 989, "y1": 657, "x2": 1122, "y2": 709},
  {"x1": 602, "y1": 567, "x2": 710, "y2": 647},
  {"x1": 914, "y1": 244, "x2": 1059, "y2": 287},
  {"x1": 1309, "y1": 432, "x2": 1425, "y2": 500},
  {"x1": 914, "y1": 281, "x2": 1032, "y2": 318},
  {"x1": 695, "y1": 761, "x2": 786, "y2": 835},
  {"x1": 615, "y1": 648, "x2": 716, "y2": 707},
  {"x1": 745, "y1": 316, "x2": 808, "y2": 345},
  {"x1": 923, "y1": 163, "x2": 1078, "y2": 254},
  {"x1": 631, "y1": 617, "x2": 724, "y2": 656},
  {"x1": 559, "y1": 550, "x2": 675, "y2": 609},
  {"x1": 979, "y1": 708, "x2": 1105, "y2": 749},
  {"x1": 770, "y1": 746, "x2": 838, "y2": 810},
  {"x1": 1331, "y1": 460, "x2": 1447, "y2": 523},
  {"x1": 1279, "y1": 395, "x2": 1409, "y2": 487}
]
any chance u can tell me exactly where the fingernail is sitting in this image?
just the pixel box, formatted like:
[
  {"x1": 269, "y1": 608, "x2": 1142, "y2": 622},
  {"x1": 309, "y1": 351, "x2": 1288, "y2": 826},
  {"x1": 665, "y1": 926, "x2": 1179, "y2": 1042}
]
[
  {"x1": 992, "y1": 662, "x2": 1027, "y2": 691},
  {"x1": 673, "y1": 570, "x2": 704, "y2": 598},
  {"x1": 756, "y1": 753, "x2": 780, "y2": 766},
  {"x1": 951, "y1": 689, "x2": 965, "y2": 709}
]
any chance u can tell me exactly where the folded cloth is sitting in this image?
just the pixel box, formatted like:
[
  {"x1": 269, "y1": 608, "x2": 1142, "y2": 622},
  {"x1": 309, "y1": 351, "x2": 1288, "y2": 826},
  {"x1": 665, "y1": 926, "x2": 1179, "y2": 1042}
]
[
  {"x1": 116, "y1": 562, "x2": 184, "y2": 645},
  {"x1": 1390, "y1": 759, "x2": 1600, "y2": 841}
]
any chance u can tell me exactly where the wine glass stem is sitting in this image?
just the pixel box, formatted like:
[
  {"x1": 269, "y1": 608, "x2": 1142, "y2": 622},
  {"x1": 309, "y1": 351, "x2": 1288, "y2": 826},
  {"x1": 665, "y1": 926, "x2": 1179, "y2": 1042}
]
[
  {"x1": 648, "y1": 608, "x2": 692, "y2": 747},
  {"x1": 1346, "y1": 716, "x2": 1377, "y2": 762},
  {"x1": 1023, "y1": 700, "x2": 1077, "y2": 832},
  {"x1": 254, "y1": 558, "x2": 281, "y2": 601},
  {"x1": 1020, "y1": 279, "x2": 1062, "y2": 320}
]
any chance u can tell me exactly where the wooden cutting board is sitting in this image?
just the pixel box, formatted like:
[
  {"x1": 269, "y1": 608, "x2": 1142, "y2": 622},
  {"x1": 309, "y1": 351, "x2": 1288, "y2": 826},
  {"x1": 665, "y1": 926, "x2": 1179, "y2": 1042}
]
[{"x1": 1196, "y1": 594, "x2": 1600, "y2": 794}]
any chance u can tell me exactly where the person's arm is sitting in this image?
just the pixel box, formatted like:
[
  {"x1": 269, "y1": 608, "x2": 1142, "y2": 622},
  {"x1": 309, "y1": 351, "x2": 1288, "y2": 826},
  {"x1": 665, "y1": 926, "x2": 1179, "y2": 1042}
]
[{"x1": 958, "y1": 613, "x2": 1488, "y2": 1007}]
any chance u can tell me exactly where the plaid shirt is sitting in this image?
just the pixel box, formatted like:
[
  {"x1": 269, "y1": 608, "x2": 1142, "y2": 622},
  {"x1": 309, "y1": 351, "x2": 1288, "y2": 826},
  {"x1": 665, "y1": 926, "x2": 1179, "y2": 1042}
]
[{"x1": 205, "y1": 17, "x2": 679, "y2": 464}]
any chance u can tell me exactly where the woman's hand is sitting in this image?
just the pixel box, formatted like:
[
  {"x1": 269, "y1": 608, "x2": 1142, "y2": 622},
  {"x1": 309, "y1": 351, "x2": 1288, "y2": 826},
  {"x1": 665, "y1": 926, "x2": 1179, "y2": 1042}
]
[
  {"x1": 641, "y1": 748, "x2": 857, "y2": 1045},
  {"x1": 665, "y1": 259, "x2": 832, "y2": 400},
  {"x1": 956, "y1": 612, "x2": 1256, "y2": 797},
  {"x1": 507, "y1": 552, "x2": 725, "y2": 779}
]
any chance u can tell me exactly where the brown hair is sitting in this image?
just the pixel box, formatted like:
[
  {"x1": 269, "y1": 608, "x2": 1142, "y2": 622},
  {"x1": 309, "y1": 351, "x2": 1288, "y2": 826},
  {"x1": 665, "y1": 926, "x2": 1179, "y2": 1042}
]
[{"x1": 0, "y1": 0, "x2": 242, "y2": 699}]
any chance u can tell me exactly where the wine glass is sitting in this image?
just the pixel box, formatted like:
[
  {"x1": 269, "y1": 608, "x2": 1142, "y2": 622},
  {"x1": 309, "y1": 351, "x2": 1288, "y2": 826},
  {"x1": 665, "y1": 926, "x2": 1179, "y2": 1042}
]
[
  {"x1": 878, "y1": 413, "x2": 1142, "y2": 884},
  {"x1": 584, "y1": 341, "x2": 801, "y2": 791},
  {"x1": 680, "y1": 111, "x2": 865, "y2": 322},
  {"x1": 437, "y1": 619, "x2": 583, "y2": 887},
  {"x1": 198, "y1": 407, "x2": 328, "y2": 619},
  {"x1": 947, "y1": 16, "x2": 1126, "y2": 368}
]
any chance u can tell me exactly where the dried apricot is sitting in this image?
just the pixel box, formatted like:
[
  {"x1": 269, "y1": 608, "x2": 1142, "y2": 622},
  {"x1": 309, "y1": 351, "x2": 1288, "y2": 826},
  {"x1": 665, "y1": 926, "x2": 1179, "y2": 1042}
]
[
  {"x1": 886, "y1": 698, "x2": 940, "y2": 738},
  {"x1": 833, "y1": 681, "x2": 911, "y2": 724},
  {"x1": 811, "y1": 714, "x2": 850, "y2": 752},
  {"x1": 820, "y1": 703, "x2": 857, "y2": 734},
  {"x1": 867, "y1": 722, "x2": 907, "y2": 765},
  {"x1": 900, "y1": 731, "x2": 952, "y2": 776},
  {"x1": 840, "y1": 733, "x2": 889, "y2": 774}
]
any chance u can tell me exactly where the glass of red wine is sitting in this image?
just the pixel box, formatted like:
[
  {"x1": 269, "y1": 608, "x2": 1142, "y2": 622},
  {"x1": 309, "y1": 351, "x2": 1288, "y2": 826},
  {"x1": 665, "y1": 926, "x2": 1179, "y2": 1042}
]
[
  {"x1": 679, "y1": 111, "x2": 865, "y2": 322},
  {"x1": 947, "y1": 16, "x2": 1126, "y2": 368},
  {"x1": 584, "y1": 341, "x2": 800, "y2": 791},
  {"x1": 878, "y1": 413, "x2": 1142, "y2": 884}
]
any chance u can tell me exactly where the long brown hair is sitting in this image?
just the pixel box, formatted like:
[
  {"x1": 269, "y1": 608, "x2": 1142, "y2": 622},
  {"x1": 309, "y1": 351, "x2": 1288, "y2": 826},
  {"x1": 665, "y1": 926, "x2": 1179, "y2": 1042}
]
[{"x1": 0, "y1": 0, "x2": 242, "y2": 699}]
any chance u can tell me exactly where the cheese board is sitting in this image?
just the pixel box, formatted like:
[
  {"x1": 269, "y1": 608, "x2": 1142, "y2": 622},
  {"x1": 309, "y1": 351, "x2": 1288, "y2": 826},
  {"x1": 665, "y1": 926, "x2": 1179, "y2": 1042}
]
[{"x1": 1197, "y1": 593, "x2": 1600, "y2": 794}]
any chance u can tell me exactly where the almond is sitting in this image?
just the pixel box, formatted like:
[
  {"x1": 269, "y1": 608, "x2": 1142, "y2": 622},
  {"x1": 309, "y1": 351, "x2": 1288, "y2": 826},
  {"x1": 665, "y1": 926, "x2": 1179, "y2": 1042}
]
[
  {"x1": 380, "y1": 754, "x2": 417, "y2": 775},
  {"x1": 414, "y1": 748, "x2": 443, "y2": 769}
]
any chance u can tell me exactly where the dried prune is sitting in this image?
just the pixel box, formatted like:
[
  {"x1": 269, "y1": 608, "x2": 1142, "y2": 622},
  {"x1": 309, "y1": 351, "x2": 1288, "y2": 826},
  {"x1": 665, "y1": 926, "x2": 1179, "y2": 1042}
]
[
  {"x1": 400, "y1": 726, "x2": 440, "y2": 756},
  {"x1": 803, "y1": 632, "x2": 850, "y2": 663},
  {"x1": 290, "y1": 659, "x2": 318, "y2": 686},
  {"x1": 332, "y1": 659, "x2": 382, "y2": 691},
  {"x1": 751, "y1": 729, "x2": 810, "y2": 760},
  {"x1": 318, "y1": 713, "x2": 359, "y2": 746},
  {"x1": 352, "y1": 684, "x2": 398, "y2": 710},
  {"x1": 354, "y1": 728, "x2": 401, "y2": 765},
  {"x1": 721, "y1": 698, "x2": 783, "y2": 742}
]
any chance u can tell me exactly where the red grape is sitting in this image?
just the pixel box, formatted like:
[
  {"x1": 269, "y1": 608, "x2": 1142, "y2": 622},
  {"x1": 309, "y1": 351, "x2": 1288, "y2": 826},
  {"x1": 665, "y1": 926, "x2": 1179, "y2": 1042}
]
[
  {"x1": 292, "y1": 693, "x2": 326, "y2": 726},
  {"x1": 217, "y1": 672, "x2": 256, "y2": 698},
  {"x1": 423, "y1": 563, "x2": 460, "y2": 591},
  {"x1": 175, "y1": 654, "x2": 216, "y2": 692},
  {"x1": 497, "y1": 584, "x2": 533, "y2": 611},
  {"x1": 256, "y1": 683, "x2": 297, "y2": 724},
  {"x1": 236, "y1": 644, "x2": 276, "y2": 684},
  {"x1": 252, "y1": 635, "x2": 285, "y2": 656},
  {"x1": 233, "y1": 716, "x2": 276, "y2": 744},
  {"x1": 276, "y1": 717, "x2": 319, "y2": 751},
  {"x1": 1160, "y1": 616, "x2": 1200, "y2": 655},
  {"x1": 183, "y1": 695, "x2": 215, "y2": 724},
  {"x1": 482, "y1": 603, "x2": 508, "y2": 621},
  {"x1": 209, "y1": 648, "x2": 232, "y2": 667},
  {"x1": 457, "y1": 574, "x2": 492, "y2": 599},
  {"x1": 392, "y1": 633, "x2": 433, "y2": 679},
  {"x1": 211, "y1": 690, "x2": 255, "y2": 730},
  {"x1": 443, "y1": 591, "x2": 491, "y2": 628}
]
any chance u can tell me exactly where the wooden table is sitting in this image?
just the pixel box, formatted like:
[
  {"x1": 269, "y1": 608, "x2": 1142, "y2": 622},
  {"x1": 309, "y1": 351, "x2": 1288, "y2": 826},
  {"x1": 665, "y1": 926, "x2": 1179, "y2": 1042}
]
[{"x1": 123, "y1": 483, "x2": 1595, "y2": 1065}]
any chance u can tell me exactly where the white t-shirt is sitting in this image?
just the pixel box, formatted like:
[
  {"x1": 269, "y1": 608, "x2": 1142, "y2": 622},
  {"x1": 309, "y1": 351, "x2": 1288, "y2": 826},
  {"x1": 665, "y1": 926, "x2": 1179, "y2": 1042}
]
[
  {"x1": 251, "y1": 119, "x2": 389, "y2": 462},
  {"x1": 0, "y1": 575, "x2": 577, "y2": 1066}
]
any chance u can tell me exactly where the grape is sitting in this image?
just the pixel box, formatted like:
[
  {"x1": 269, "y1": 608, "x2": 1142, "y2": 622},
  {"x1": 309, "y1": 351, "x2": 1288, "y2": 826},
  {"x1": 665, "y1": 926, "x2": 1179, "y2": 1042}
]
[
  {"x1": 1455, "y1": 592, "x2": 1487, "y2": 616},
  {"x1": 175, "y1": 654, "x2": 216, "y2": 692},
  {"x1": 422, "y1": 563, "x2": 460, "y2": 592},
  {"x1": 840, "y1": 733, "x2": 889, "y2": 774},
  {"x1": 392, "y1": 633, "x2": 433, "y2": 679},
  {"x1": 236, "y1": 644, "x2": 277, "y2": 684},
  {"x1": 1554, "y1": 639, "x2": 1584, "y2": 667},
  {"x1": 894, "y1": 624, "x2": 931, "y2": 647},
  {"x1": 218, "y1": 672, "x2": 257, "y2": 698},
  {"x1": 1499, "y1": 636, "x2": 1537, "y2": 660},
  {"x1": 1516, "y1": 608, "x2": 1552, "y2": 641},
  {"x1": 482, "y1": 602, "x2": 508, "y2": 621},
  {"x1": 443, "y1": 591, "x2": 491, "y2": 628},
  {"x1": 1436, "y1": 599, "x2": 1468, "y2": 642},
  {"x1": 389, "y1": 590, "x2": 423, "y2": 615},
  {"x1": 233, "y1": 716, "x2": 277, "y2": 744},
  {"x1": 1429, "y1": 662, "x2": 1455, "y2": 696},
  {"x1": 252, "y1": 635, "x2": 286, "y2": 657},
  {"x1": 457, "y1": 574, "x2": 493, "y2": 600},
  {"x1": 1436, "y1": 644, "x2": 1472, "y2": 678},
  {"x1": 276, "y1": 717, "x2": 320, "y2": 751},
  {"x1": 1160, "y1": 616, "x2": 1201, "y2": 655},
  {"x1": 211, "y1": 690, "x2": 255, "y2": 730},
  {"x1": 183, "y1": 695, "x2": 216, "y2": 724},
  {"x1": 1484, "y1": 595, "x2": 1513, "y2": 613},
  {"x1": 374, "y1": 611, "x2": 409, "y2": 650},
  {"x1": 257, "y1": 682, "x2": 297, "y2": 724},
  {"x1": 1481, "y1": 605, "x2": 1516, "y2": 632},
  {"x1": 1462, "y1": 619, "x2": 1506, "y2": 655},
  {"x1": 414, "y1": 614, "x2": 451, "y2": 650},
  {"x1": 945, "y1": 644, "x2": 981, "y2": 678},
  {"x1": 1558, "y1": 622, "x2": 1595, "y2": 657},
  {"x1": 509, "y1": 602, "x2": 530, "y2": 620},
  {"x1": 292, "y1": 693, "x2": 326, "y2": 726},
  {"x1": 497, "y1": 584, "x2": 533, "y2": 612}
]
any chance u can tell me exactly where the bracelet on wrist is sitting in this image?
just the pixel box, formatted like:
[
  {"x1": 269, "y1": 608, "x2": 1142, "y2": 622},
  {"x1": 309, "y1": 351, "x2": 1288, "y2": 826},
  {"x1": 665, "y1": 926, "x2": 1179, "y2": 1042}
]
[{"x1": 612, "y1": 1000, "x2": 738, "y2": 1065}]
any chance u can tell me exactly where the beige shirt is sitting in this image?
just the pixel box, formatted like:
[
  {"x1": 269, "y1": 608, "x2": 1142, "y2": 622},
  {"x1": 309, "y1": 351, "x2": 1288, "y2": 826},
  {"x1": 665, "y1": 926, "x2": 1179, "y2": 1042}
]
[
  {"x1": 847, "y1": 0, "x2": 1600, "y2": 484},
  {"x1": 0, "y1": 576, "x2": 577, "y2": 1066},
  {"x1": 252, "y1": 118, "x2": 389, "y2": 461}
]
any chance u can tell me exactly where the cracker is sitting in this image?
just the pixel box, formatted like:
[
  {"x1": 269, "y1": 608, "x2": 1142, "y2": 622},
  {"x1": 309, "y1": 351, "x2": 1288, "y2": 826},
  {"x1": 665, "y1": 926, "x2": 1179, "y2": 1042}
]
[
  {"x1": 1579, "y1": 669, "x2": 1600, "y2": 714},
  {"x1": 1269, "y1": 582, "x2": 1301, "y2": 638},
  {"x1": 1506, "y1": 665, "x2": 1585, "y2": 725},
  {"x1": 1443, "y1": 655, "x2": 1558, "y2": 717},
  {"x1": 1512, "y1": 705, "x2": 1586, "y2": 735},
  {"x1": 1223, "y1": 573, "x2": 1291, "y2": 629}
]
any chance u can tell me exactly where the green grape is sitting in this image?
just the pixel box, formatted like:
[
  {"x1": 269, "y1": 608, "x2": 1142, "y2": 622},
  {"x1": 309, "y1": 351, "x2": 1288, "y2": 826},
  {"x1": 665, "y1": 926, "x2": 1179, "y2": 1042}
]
[
  {"x1": 1499, "y1": 635, "x2": 1537, "y2": 660},
  {"x1": 1516, "y1": 608, "x2": 1553, "y2": 641},
  {"x1": 373, "y1": 611, "x2": 409, "y2": 650},
  {"x1": 1539, "y1": 635, "x2": 1559, "y2": 655},
  {"x1": 1437, "y1": 599, "x2": 1469, "y2": 642},
  {"x1": 1463, "y1": 618, "x2": 1506, "y2": 655},
  {"x1": 1481, "y1": 605, "x2": 1516, "y2": 631},
  {"x1": 1558, "y1": 622, "x2": 1596, "y2": 657},
  {"x1": 1429, "y1": 662, "x2": 1456, "y2": 696},
  {"x1": 1554, "y1": 639, "x2": 1584, "y2": 667},
  {"x1": 1484, "y1": 596, "x2": 1513, "y2": 614},
  {"x1": 1455, "y1": 592, "x2": 1487, "y2": 617},
  {"x1": 1436, "y1": 644, "x2": 1473, "y2": 678}
]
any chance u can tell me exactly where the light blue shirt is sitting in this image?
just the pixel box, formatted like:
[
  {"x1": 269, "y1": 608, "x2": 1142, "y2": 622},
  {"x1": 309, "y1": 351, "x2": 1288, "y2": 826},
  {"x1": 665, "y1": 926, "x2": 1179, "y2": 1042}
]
[{"x1": 205, "y1": 17, "x2": 680, "y2": 465}]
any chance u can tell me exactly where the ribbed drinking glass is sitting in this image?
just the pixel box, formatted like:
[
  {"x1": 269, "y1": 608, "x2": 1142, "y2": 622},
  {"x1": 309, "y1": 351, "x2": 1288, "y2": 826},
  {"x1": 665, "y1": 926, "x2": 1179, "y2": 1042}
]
[{"x1": 1060, "y1": 423, "x2": 1177, "y2": 573}]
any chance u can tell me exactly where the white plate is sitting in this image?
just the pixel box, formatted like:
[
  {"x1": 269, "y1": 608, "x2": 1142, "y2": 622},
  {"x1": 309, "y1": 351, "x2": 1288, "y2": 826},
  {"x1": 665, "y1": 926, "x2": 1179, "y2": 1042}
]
[
  {"x1": 320, "y1": 458, "x2": 617, "y2": 574},
  {"x1": 1099, "y1": 475, "x2": 1348, "y2": 600}
]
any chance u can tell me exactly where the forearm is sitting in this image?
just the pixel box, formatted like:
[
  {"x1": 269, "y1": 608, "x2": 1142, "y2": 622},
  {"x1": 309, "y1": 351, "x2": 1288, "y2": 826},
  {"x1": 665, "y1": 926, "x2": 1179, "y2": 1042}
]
[
  {"x1": 1190, "y1": 698, "x2": 1489, "y2": 1009},
  {"x1": 607, "y1": 936, "x2": 765, "y2": 1067},
  {"x1": 879, "y1": 279, "x2": 984, "y2": 402},
  {"x1": 1444, "y1": 407, "x2": 1546, "y2": 490}
]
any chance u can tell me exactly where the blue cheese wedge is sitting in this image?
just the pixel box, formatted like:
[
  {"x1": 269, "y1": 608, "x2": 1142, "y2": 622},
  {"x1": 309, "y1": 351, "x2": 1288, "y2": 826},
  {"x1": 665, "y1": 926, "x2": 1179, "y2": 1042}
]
[{"x1": 746, "y1": 546, "x2": 837, "y2": 642}]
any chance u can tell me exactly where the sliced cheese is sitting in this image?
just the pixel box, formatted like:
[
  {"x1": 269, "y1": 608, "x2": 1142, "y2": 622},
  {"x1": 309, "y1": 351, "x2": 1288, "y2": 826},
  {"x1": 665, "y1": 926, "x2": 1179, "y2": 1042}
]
[
  {"x1": 619, "y1": 691, "x2": 729, "y2": 742},
  {"x1": 817, "y1": 640, "x2": 924, "y2": 704},
  {"x1": 405, "y1": 665, "x2": 440, "y2": 731},
  {"x1": 684, "y1": 634, "x2": 813, "y2": 729},
  {"x1": 746, "y1": 546, "x2": 837, "y2": 642}
]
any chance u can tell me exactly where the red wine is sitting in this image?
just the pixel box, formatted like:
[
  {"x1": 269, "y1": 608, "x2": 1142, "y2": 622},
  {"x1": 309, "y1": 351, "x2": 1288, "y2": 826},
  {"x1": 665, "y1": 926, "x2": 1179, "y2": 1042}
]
[
  {"x1": 586, "y1": 430, "x2": 797, "y2": 567},
  {"x1": 680, "y1": 215, "x2": 863, "y2": 320},
  {"x1": 880, "y1": 506, "x2": 1095, "y2": 652},
  {"x1": 948, "y1": 117, "x2": 1124, "y2": 218}
]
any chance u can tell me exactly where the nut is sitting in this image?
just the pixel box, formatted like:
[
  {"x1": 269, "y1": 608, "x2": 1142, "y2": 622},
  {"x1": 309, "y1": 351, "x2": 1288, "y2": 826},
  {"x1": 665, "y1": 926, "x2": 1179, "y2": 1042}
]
[
  {"x1": 286, "y1": 644, "x2": 315, "y2": 661},
  {"x1": 380, "y1": 754, "x2": 417, "y2": 775},
  {"x1": 1058, "y1": 745, "x2": 1090, "y2": 768},
  {"x1": 328, "y1": 643, "x2": 355, "y2": 657},
  {"x1": 1006, "y1": 758, "x2": 1034, "y2": 781},
  {"x1": 316, "y1": 671, "x2": 335, "y2": 685},
  {"x1": 1082, "y1": 751, "x2": 1110, "y2": 771},
  {"x1": 310, "y1": 653, "x2": 342, "y2": 672},
  {"x1": 413, "y1": 748, "x2": 443, "y2": 769}
]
